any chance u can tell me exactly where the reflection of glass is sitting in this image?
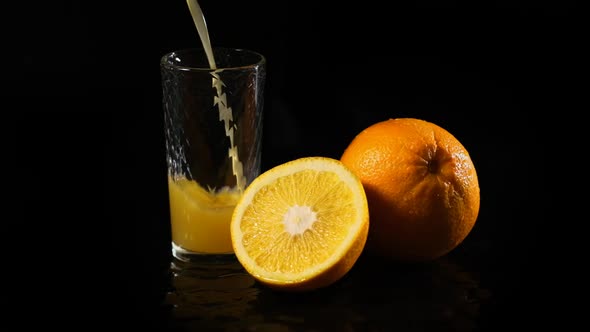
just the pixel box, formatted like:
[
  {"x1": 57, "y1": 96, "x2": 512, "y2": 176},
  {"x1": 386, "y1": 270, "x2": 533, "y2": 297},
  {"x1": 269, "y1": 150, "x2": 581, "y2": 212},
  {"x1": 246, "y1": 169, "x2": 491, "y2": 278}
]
[
  {"x1": 165, "y1": 259, "x2": 259, "y2": 330},
  {"x1": 163, "y1": 256, "x2": 491, "y2": 331},
  {"x1": 160, "y1": 47, "x2": 266, "y2": 262}
]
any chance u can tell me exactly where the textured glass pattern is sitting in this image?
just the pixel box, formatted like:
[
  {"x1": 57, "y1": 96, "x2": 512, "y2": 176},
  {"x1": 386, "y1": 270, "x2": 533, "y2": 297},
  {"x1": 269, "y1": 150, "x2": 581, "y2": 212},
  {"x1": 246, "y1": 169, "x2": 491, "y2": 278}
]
[{"x1": 161, "y1": 48, "x2": 265, "y2": 190}]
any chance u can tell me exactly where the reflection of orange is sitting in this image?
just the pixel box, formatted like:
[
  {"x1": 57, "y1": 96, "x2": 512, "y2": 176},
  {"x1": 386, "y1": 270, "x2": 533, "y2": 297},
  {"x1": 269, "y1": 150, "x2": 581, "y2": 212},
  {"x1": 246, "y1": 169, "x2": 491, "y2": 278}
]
[{"x1": 341, "y1": 118, "x2": 480, "y2": 261}]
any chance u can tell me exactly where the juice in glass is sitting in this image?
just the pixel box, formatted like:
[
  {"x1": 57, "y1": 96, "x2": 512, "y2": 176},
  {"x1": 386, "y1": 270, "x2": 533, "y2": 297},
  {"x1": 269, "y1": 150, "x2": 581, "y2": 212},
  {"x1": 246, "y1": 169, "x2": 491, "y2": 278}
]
[{"x1": 168, "y1": 177, "x2": 240, "y2": 253}]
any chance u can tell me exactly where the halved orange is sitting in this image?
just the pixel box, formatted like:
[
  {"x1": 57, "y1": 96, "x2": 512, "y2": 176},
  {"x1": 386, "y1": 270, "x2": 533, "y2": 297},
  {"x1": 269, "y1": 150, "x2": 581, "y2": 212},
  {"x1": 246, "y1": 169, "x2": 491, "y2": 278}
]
[{"x1": 230, "y1": 157, "x2": 369, "y2": 291}]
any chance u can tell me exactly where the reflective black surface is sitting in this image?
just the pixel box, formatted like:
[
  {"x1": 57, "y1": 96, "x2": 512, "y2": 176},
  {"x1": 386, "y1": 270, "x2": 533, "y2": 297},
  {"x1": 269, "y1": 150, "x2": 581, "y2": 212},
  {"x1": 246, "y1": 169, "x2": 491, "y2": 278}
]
[{"x1": 162, "y1": 254, "x2": 490, "y2": 332}]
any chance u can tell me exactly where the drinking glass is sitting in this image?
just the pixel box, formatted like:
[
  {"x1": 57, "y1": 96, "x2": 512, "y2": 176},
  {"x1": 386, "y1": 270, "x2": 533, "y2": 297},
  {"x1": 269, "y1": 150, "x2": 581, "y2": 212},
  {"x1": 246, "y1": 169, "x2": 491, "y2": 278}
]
[{"x1": 160, "y1": 47, "x2": 266, "y2": 262}]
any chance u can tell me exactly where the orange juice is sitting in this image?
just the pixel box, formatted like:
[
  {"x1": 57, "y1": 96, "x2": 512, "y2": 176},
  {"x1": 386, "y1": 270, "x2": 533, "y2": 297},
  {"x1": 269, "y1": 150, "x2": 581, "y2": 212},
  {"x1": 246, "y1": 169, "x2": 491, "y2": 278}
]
[{"x1": 168, "y1": 176, "x2": 241, "y2": 253}]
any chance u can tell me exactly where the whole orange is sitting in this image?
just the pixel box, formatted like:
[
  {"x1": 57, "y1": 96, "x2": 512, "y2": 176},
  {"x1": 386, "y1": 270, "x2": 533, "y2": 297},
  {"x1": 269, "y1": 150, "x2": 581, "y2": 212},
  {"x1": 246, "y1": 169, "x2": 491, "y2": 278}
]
[{"x1": 340, "y1": 118, "x2": 480, "y2": 261}]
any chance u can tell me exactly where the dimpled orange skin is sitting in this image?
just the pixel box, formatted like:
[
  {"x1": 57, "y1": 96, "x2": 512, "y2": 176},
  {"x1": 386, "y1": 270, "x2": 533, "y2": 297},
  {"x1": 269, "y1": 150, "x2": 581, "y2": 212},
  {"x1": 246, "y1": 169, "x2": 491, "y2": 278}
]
[{"x1": 340, "y1": 118, "x2": 480, "y2": 261}]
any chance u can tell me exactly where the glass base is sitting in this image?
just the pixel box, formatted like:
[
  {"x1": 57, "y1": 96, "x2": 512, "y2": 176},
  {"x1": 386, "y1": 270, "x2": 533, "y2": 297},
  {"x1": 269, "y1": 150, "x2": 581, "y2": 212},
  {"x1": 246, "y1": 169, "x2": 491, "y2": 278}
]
[{"x1": 171, "y1": 242, "x2": 236, "y2": 264}]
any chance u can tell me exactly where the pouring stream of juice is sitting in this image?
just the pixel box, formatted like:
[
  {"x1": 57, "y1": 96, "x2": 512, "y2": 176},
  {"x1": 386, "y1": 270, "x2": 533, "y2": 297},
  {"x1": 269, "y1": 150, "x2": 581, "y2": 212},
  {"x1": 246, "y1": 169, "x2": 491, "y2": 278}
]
[
  {"x1": 168, "y1": 0, "x2": 245, "y2": 255},
  {"x1": 186, "y1": 0, "x2": 245, "y2": 191}
]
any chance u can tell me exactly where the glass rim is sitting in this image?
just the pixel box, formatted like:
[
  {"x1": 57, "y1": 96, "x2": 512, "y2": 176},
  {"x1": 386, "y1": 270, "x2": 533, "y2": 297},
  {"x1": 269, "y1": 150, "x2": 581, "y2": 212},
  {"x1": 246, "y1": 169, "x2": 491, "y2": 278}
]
[{"x1": 160, "y1": 47, "x2": 266, "y2": 72}]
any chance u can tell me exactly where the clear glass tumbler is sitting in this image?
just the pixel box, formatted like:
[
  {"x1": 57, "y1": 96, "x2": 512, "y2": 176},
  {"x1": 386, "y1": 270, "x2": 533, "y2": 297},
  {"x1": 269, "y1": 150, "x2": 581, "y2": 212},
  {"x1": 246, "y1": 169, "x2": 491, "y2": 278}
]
[{"x1": 160, "y1": 47, "x2": 266, "y2": 262}]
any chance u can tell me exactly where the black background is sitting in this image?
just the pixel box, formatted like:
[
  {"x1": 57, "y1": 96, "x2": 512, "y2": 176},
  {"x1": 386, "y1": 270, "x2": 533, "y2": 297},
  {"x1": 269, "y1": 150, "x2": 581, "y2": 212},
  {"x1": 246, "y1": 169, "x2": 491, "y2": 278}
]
[{"x1": 15, "y1": 0, "x2": 580, "y2": 330}]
